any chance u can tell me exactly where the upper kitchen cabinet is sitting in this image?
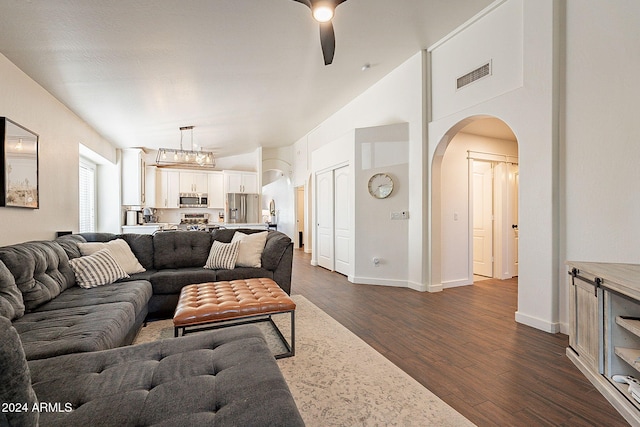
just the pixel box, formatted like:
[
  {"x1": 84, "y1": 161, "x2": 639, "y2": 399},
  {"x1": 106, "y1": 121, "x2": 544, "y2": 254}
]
[
  {"x1": 179, "y1": 171, "x2": 208, "y2": 193},
  {"x1": 208, "y1": 172, "x2": 224, "y2": 208},
  {"x1": 224, "y1": 170, "x2": 258, "y2": 193},
  {"x1": 121, "y1": 148, "x2": 146, "y2": 206},
  {"x1": 156, "y1": 169, "x2": 180, "y2": 208}
]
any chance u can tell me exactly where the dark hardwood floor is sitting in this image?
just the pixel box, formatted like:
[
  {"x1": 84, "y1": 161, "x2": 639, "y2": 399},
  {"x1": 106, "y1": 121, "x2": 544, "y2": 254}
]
[{"x1": 291, "y1": 249, "x2": 630, "y2": 426}]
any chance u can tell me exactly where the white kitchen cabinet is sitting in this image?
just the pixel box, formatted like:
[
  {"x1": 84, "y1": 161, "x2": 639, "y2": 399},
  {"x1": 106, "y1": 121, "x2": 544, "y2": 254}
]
[
  {"x1": 208, "y1": 172, "x2": 225, "y2": 208},
  {"x1": 145, "y1": 166, "x2": 157, "y2": 208},
  {"x1": 179, "y1": 172, "x2": 208, "y2": 193},
  {"x1": 224, "y1": 170, "x2": 258, "y2": 193},
  {"x1": 121, "y1": 149, "x2": 146, "y2": 206},
  {"x1": 155, "y1": 169, "x2": 180, "y2": 208}
]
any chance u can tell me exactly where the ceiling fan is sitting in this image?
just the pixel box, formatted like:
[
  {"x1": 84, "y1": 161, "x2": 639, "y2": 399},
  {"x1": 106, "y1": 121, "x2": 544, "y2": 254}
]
[{"x1": 292, "y1": 0, "x2": 349, "y2": 65}]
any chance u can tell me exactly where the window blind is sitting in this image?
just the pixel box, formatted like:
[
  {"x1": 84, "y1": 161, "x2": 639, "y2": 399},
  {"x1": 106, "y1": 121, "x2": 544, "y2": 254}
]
[{"x1": 79, "y1": 159, "x2": 96, "y2": 233}]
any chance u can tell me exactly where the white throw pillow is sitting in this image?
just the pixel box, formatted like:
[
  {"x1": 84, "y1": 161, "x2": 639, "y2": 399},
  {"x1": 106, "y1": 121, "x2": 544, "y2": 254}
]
[
  {"x1": 231, "y1": 231, "x2": 268, "y2": 268},
  {"x1": 78, "y1": 239, "x2": 145, "y2": 274},
  {"x1": 69, "y1": 249, "x2": 130, "y2": 289},
  {"x1": 204, "y1": 240, "x2": 241, "y2": 270}
]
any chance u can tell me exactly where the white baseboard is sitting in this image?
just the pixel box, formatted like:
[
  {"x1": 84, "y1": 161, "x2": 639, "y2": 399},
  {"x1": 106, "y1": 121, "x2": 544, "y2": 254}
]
[
  {"x1": 351, "y1": 276, "x2": 408, "y2": 288},
  {"x1": 442, "y1": 278, "x2": 473, "y2": 289},
  {"x1": 426, "y1": 282, "x2": 443, "y2": 292},
  {"x1": 558, "y1": 321, "x2": 569, "y2": 335},
  {"x1": 515, "y1": 311, "x2": 561, "y2": 333},
  {"x1": 408, "y1": 280, "x2": 428, "y2": 292}
]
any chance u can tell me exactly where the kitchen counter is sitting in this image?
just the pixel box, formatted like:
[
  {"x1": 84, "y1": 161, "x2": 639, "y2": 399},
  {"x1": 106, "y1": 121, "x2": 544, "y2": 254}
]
[
  {"x1": 122, "y1": 224, "x2": 168, "y2": 234},
  {"x1": 122, "y1": 223, "x2": 271, "y2": 234},
  {"x1": 215, "y1": 223, "x2": 269, "y2": 230}
]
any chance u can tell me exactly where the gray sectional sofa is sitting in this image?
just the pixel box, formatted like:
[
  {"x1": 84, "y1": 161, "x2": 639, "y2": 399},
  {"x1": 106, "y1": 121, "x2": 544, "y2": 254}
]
[
  {"x1": 70, "y1": 228, "x2": 294, "y2": 317},
  {"x1": 0, "y1": 229, "x2": 303, "y2": 427}
]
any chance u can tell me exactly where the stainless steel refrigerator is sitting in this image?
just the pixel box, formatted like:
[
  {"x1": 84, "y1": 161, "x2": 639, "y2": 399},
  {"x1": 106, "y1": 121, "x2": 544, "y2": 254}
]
[{"x1": 226, "y1": 193, "x2": 260, "y2": 223}]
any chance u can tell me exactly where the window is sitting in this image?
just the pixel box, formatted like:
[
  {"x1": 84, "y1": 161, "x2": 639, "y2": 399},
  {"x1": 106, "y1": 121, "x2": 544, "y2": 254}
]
[{"x1": 79, "y1": 158, "x2": 96, "y2": 232}]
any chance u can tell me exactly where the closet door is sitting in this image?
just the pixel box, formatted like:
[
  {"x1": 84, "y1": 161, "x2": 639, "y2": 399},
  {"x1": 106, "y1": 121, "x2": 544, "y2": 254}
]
[
  {"x1": 333, "y1": 166, "x2": 350, "y2": 275},
  {"x1": 472, "y1": 161, "x2": 494, "y2": 277},
  {"x1": 316, "y1": 170, "x2": 334, "y2": 270}
]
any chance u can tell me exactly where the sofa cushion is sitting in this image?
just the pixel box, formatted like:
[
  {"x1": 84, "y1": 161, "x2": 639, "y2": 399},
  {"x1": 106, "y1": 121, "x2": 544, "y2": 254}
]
[
  {"x1": 211, "y1": 228, "x2": 239, "y2": 243},
  {"x1": 0, "y1": 241, "x2": 75, "y2": 311},
  {"x1": 119, "y1": 269, "x2": 156, "y2": 283},
  {"x1": 232, "y1": 231, "x2": 267, "y2": 267},
  {"x1": 215, "y1": 267, "x2": 273, "y2": 283},
  {"x1": 118, "y1": 233, "x2": 154, "y2": 270},
  {"x1": 149, "y1": 268, "x2": 218, "y2": 295},
  {"x1": 78, "y1": 232, "x2": 118, "y2": 242},
  {"x1": 13, "y1": 302, "x2": 138, "y2": 360},
  {"x1": 153, "y1": 231, "x2": 212, "y2": 269},
  {"x1": 0, "y1": 260, "x2": 25, "y2": 320},
  {"x1": 0, "y1": 317, "x2": 39, "y2": 427},
  {"x1": 78, "y1": 232, "x2": 159, "y2": 269},
  {"x1": 78, "y1": 239, "x2": 145, "y2": 274},
  {"x1": 262, "y1": 231, "x2": 293, "y2": 271},
  {"x1": 204, "y1": 240, "x2": 240, "y2": 270},
  {"x1": 35, "y1": 280, "x2": 152, "y2": 316},
  {"x1": 69, "y1": 249, "x2": 130, "y2": 288},
  {"x1": 55, "y1": 234, "x2": 87, "y2": 259},
  {"x1": 28, "y1": 325, "x2": 304, "y2": 427}
]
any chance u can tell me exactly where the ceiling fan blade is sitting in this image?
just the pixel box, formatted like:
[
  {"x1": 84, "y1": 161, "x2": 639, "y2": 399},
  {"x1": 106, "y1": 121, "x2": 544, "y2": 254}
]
[
  {"x1": 319, "y1": 21, "x2": 336, "y2": 65},
  {"x1": 291, "y1": 0, "x2": 312, "y2": 8}
]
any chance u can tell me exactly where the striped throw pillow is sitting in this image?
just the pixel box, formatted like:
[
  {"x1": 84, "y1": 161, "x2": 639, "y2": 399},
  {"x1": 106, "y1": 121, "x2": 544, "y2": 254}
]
[
  {"x1": 204, "y1": 240, "x2": 240, "y2": 270},
  {"x1": 69, "y1": 249, "x2": 129, "y2": 289}
]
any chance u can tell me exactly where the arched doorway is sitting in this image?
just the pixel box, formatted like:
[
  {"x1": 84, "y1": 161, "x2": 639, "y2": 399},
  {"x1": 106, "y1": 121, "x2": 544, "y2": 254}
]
[
  {"x1": 432, "y1": 116, "x2": 519, "y2": 289},
  {"x1": 261, "y1": 167, "x2": 294, "y2": 241}
]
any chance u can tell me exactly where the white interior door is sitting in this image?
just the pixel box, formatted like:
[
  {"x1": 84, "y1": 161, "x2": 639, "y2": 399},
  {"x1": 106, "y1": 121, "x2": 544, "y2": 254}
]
[
  {"x1": 333, "y1": 166, "x2": 350, "y2": 275},
  {"x1": 316, "y1": 170, "x2": 334, "y2": 270},
  {"x1": 509, "y1": 164, "x2": 519, "y2": 276},
  {"x1": 473, "y1": 161, "x2": 493, "y2": 277}
]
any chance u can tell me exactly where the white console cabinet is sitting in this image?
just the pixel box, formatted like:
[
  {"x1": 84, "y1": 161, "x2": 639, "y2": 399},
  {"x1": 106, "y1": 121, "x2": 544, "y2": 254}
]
[{"x1": 567, "y1": 262, "x2": 640, "y2": 425}]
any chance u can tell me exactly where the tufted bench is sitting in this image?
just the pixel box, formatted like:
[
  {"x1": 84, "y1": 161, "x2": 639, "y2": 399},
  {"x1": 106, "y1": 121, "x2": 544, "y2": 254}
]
[
  {"x1": 0, "y1": 316, "x2": 305, "y2": 427},
  {"x1": 173, "y1": 278, "x2": 296, "y2": 358}
]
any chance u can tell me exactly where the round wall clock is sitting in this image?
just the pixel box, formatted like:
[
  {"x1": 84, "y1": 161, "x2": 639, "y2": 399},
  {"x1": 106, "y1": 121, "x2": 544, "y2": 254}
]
[{"x1": 368, "y1": 173, "x2": 394, "y2": 199}]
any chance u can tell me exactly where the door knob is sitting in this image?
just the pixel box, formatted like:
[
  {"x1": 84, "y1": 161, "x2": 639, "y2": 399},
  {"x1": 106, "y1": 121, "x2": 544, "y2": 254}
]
[{"x1": 512, "y1": 224, "x2": 518, "y2": 229}]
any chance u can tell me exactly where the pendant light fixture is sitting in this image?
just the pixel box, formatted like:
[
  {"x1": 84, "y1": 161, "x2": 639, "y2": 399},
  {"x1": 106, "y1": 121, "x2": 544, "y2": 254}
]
[{"x1": 156, "y1": 126, "x2": 215, "y2": 168}]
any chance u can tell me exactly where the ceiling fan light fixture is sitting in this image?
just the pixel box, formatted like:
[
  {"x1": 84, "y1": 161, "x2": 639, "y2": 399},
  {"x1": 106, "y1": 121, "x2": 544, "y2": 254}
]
[{"x1": 312, "y1": 2, "x2": 334, "y2": 22}]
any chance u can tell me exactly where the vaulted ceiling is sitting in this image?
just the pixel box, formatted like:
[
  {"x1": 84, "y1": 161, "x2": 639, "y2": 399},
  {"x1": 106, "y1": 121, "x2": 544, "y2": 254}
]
[{"x1": 0, "y1": 0, "x2": 493, "y2": 157}]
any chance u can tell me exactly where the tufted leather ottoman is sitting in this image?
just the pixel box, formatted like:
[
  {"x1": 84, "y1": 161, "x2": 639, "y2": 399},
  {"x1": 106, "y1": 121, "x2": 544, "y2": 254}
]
[{"x1": 173, "y1": 278, "x2": 295, "y2": 358}]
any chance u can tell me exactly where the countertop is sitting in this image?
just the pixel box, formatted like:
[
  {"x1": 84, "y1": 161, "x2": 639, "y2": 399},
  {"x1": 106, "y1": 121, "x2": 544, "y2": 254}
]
[{"x1": 567, "y1": 261, "x2": 640, "y2": 300}]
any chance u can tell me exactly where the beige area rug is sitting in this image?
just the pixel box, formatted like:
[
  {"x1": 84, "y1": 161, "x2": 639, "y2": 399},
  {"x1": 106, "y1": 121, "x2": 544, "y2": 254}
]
[{"x1": 134, "y1": 296, "x2": 474, "y2": 427}]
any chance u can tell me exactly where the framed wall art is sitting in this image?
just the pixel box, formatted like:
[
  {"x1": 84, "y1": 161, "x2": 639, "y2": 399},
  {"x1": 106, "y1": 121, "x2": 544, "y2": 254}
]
[{"x1": 0, "y1": 117, "x2": 39, "y2": 209}]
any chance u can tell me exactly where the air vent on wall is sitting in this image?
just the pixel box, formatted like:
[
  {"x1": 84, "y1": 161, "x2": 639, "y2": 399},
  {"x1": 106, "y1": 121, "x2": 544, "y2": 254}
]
[{"x1": 456, "y1": 61, "x2": 492, "y2": 90}]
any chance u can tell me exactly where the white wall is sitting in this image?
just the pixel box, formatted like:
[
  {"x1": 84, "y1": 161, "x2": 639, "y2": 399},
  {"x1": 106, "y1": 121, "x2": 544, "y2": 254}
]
[
  {"x1": 0, "y1": 53, "x2": 118, "y2": 245},
  {"x1": 429, "y1": 0, "x2": 561, "y2": 332},
  {"x1": 561, "y1": 0, "x2": 640, "y2": 327},
  {"x1": 440, "y1": 132, "x2": 518, "y2": 286},
  {"x1": 296, "y1": 52, "x2": 426, "y2": 288},
  {"x1": 353, "y1": 123, "x2": 410, "y2": 286},
  {"x1": 262, "y1": 175, "x2": 295, "y2": 241}
]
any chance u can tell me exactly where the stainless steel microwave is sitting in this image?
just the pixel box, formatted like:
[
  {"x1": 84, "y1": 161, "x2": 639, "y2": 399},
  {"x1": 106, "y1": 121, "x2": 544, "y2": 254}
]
[{"x1": 179, "y1": 193, "x2": 208, "y2": 208}]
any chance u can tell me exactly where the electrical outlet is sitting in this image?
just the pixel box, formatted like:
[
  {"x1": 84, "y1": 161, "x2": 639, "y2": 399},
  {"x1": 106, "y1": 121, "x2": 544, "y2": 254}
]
[{"x1": 391, "y1": 211, "x2": 409, "y2": 220}]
